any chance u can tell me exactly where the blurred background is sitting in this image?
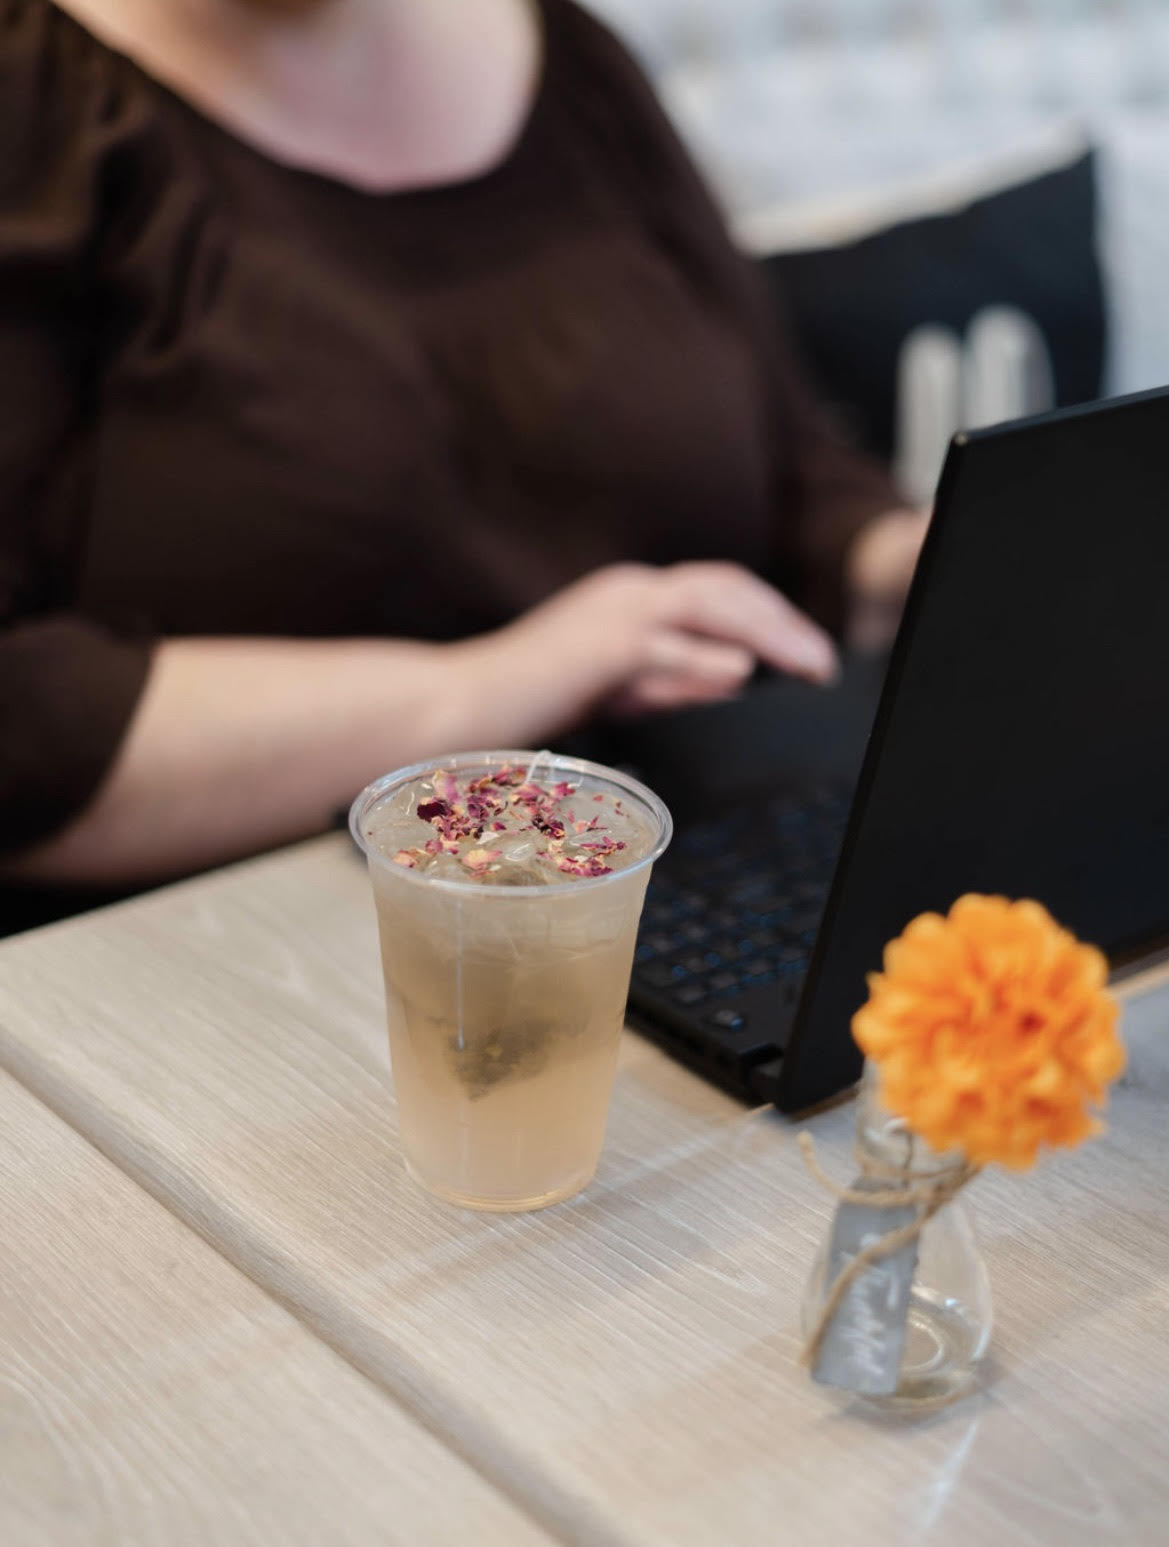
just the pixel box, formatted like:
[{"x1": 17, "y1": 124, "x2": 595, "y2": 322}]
[{"x1": 584, "y1": 0, "x2": 1169, "y2": 500}]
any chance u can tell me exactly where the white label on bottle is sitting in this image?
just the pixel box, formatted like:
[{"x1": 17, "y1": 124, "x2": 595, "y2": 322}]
[{"x1": 811, "y1": 1178, "x2": 920, "y2": 1396}]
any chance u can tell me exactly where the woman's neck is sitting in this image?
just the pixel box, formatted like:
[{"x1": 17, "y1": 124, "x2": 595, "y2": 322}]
[{"x1": 50, "y1": 0, "x2": 542, "y2": 192}]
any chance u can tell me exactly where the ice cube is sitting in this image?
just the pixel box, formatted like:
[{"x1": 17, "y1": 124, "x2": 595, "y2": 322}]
[
  {"x1": 495, "y1": 835, "x2": 538, "y2": 865},
  {"x1": 425, "y1": 853, "x2": 467, "y2": 883},
  {"x1": 477, "y1": 856, "x2": 553, "y2": 887}
]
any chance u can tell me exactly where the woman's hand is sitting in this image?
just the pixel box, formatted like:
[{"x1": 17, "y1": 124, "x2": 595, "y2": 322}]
[
  {"x1": 445, "y1": 561, "x2": 838, "y2": 747},
  {"x1": 845, "y1": 507, "x2": 932, "y2": 652},
  {"x1": 5, "y1": 563, "x2": 835, "y2": 887}
]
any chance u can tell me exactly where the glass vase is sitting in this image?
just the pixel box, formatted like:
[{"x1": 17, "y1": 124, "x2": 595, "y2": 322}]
[{"x1": 801, "y1": 1065, "x2": 993, "y2": 1407}]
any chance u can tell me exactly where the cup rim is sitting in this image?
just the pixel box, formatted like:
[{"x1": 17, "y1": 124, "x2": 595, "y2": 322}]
[{"x1": 348, "y1": 750, "x2": 673, "y2": 900}]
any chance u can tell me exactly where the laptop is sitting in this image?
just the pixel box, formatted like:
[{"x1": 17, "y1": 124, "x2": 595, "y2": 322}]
[{"x1": 612, "y1": 386, "x2": 1169, "y2": 1112}]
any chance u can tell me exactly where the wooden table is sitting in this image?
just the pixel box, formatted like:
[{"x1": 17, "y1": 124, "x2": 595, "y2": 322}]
[
  {"x1": 0, "y1": 1064, "x2": 554, "y2": 1547},
  {"x1": 1, "y1": 834, "x2": 1168, "y2": 1546}
]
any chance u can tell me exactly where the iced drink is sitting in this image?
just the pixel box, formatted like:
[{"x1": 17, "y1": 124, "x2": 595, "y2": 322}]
[{"x1": 350, "y1": 752, "x2": 671, "y2": 1211}]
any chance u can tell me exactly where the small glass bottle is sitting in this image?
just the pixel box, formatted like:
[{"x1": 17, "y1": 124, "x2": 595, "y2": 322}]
[{"x1": 801, "y1": 1065, "x2": 993, "y2": 1407}]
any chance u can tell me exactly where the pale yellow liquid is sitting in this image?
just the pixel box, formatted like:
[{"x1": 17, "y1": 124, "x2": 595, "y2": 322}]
[{"x1": 372, "y1": 865, "x2": 650, "y2": 1209}]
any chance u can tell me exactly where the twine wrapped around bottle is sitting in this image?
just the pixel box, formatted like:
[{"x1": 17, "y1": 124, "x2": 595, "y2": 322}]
[{"x1": 798, "y1": 1131, "x2": 980, "y2": 1372}]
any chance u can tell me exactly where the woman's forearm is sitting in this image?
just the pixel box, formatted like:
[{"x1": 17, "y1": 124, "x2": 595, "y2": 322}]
[
  {"x1": 3, "y1": 635, "x2": 482, "y2": 887},
  {"x1": 3, "y1": 560, "x2": 845, "y2": 890}
]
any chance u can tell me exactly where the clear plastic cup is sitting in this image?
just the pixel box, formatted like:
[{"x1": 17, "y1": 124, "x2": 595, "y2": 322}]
[{"x1": 350, "y1": 751, "x2": 672, "y2": 1211}]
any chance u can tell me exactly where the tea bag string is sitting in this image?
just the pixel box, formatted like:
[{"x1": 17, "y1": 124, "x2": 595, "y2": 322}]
[
  {"x1": 797, "y1": 1132, "x2": 980, "y2": 1371},
  {"x1": 521, "y1": 749, "x2": 553, "y2": 787}
]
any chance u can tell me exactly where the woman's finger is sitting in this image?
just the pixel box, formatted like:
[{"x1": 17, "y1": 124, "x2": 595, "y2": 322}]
[
  {"x1": 660, "y1": 563, "x2": 838, "y2": 683},
  {"x1": 641, "y1": 627, "x2": 755, "y2": 684},
  {"x1": 609, "y1": 628, "x2": 754, "y2": 715}
]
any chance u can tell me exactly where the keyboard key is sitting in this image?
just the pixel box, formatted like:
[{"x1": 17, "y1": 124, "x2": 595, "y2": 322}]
[
  {"x1": 706, "y1": 1008, "x2": 746, "y2": 1031},
  {"x1": 707, "y1": 971, "x2": 739, "y2": 992},
  {"x1": 645, "y1": 932, "x2": 677, "y2": 956},
  {"x1": 678, "y1": 952, "x2": 710, "y2": 975},
  {"x1": 677, "y1": 921, "x2": 711, "y2": 945},
  {"x1": 780, "y1": 854, "x2": 817, "y2": 878},
  {"x1": 787, "y1": 907, "x2": 823, "y2": 933},
  {"x1": 637, "y1": 961, "x2": 685, "y2": 990},
  {"x1": 673, "y1": 983, "x2": 708, "y2": 1007}
]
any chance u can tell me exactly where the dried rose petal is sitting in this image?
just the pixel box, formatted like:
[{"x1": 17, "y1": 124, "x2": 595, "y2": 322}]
[
  {"x1": 393, "y1": 849, "x2": 420, "y2": 868},
  {"x1": 433, "y1": 770, "x2": 460, "y2": 805},
  {"x1": 580, "y1": 836, "x2": 624, "y2": 854},
  {"x1": 461, "y1": 847, "x2": 503, "y2": 875},
  {"x1": 553, "y1": 853, "x2": 612, "y2": 878}
]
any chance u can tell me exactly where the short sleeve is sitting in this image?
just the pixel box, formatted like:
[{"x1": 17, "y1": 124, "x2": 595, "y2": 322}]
[
  {"x1": 0, "y1": 0, "x2": 153, "y2": 853},
  {"x1": 556, "y1": 1, "x2": 901, "y2": 632}
]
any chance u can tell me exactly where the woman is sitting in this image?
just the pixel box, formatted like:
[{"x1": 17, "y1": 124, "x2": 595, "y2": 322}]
[{"x1": 0, "y1": 0, "x2": 925, "y2": 922}]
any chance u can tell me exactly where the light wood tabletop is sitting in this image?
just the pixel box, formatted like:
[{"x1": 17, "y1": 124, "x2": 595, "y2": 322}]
[
  {"x1": 0, "y1": 1063, "x2": 556, "y2": 1547},
  {"x1": 1, "y1": 834, "x2": 1168, "y2": 1546}
]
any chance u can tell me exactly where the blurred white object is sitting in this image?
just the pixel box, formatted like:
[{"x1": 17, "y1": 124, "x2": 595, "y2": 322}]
[
  {"x1": 585, "y1": 0, "x2": 1169, "y2": 397},
  {"x1": 894, "y1": 326, "x2": 962, "y2": 508},
  {"x1": 963, "y1": 306, "x2": 1055, "y2": 429},
  {"x1": 893, "y1": 310, "x2": 1056, "y2": 505}
]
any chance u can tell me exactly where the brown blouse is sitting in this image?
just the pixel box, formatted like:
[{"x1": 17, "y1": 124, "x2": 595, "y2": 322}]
[{"x1": 0, "y1": 0, "x2": 896, "y2": 866}]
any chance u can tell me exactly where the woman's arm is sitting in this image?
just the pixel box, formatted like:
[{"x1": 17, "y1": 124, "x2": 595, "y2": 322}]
[
  {"x1": 3, "y1": 560, "x2": 838, "y2": 888},
  {"x1": 4, "y1": 637, "x2": 461, "y2": 887}
]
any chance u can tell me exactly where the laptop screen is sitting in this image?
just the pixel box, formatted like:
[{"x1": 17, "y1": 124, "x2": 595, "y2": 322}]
[{"x1": 780, "y1": 386, "x2": 1169, "y2": 1111}]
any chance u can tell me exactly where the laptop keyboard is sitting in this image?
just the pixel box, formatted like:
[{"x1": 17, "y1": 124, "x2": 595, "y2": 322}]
[{"x1": 627, "y1": 785, "x2": 851, "y2": 1096}]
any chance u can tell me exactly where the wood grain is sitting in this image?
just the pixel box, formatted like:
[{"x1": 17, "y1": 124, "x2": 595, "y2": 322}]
[
  {"x1": 0, "y1": 1064, "x2": 555, "y2": 1547},
  {"x1": 2, "y1": 834, "x2": 1168, "y2": 1546}
]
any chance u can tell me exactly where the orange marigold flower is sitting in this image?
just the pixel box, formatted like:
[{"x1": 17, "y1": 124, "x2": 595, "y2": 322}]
[{"x1": 852, "y1": 895, "x2": 1125, "y2": 1171}]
